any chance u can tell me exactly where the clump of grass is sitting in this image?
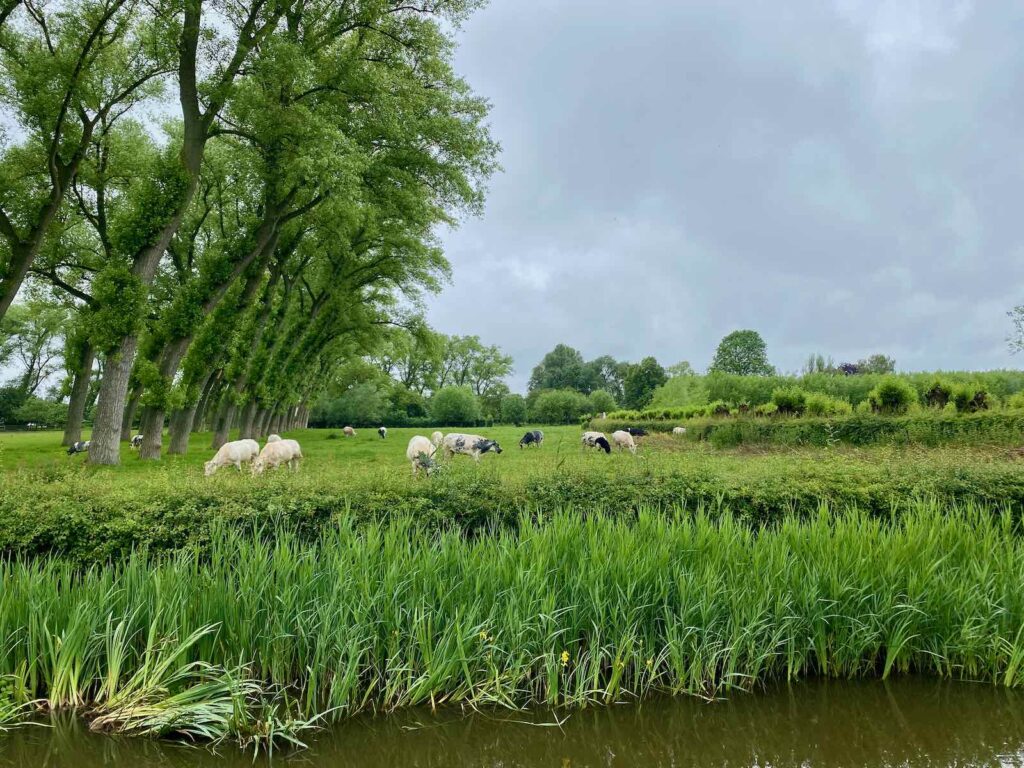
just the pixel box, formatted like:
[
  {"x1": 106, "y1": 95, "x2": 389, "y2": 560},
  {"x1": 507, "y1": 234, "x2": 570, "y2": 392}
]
[{"x1": 2, "y1": 502, "x2": 1024, "y2": 748}]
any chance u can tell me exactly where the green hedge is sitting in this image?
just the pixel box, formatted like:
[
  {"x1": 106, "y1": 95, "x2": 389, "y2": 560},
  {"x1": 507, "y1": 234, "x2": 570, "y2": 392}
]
[
  {"x1": 6, "y1": 453, "x2": 1024, "y2": 562},
  {"x1": 666, "y1": 411, "x2": 1024, "y2": 448}
]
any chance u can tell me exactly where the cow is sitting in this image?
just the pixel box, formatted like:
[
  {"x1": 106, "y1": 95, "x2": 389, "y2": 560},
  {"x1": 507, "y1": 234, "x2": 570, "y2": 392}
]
[
  {"x1": 442, "y1": 433, "x2": 503, "y2": 462},
  {"x1": 519, "y1": 430, "x2": 544, "y2": 448}
]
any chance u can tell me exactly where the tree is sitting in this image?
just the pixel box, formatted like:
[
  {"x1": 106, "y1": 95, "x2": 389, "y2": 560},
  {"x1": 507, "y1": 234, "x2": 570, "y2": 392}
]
[
  {"x1": 500, "y1": 393, "x2": 527, "y2": 425},
  {"x1": 709, "y1": 330, "x2": 774, "y2": 376},
  {"x1": 856, "y1": 354, "x2": 896, "y2": 375},
  {"x1": 622, "y1": 356, "x2": 667, "y2": 410},
  {"x1": 1010, "y1": 305, "x2": 1024, "y2": 355},
  {"x1": 528, "y1": 344, "x2": 586, "y2": 392},
  {"x1": 667, "y1": 360, "x2": 695, "y2": 377},
  {"x1": 587, "y1": 389, "x2": 617, "y2": 414},
  {"x1": 479, "y1": 381, "x2": 510, "y2": 422},
  {"x1": 529, "y1": 389, "x2": 591, "y2": 424},
  {"x1": 583, "y1": 355, "x2": 628, "y2": 400},
  {"x1": 430, "y1": 386, "x2": 481, "y2": 426},
  {"x1": 433, "y1": 335, "x2": 512, "y2": 394},
  {"x1": 0, "y1": 301, "x2": 68, "y2": 396}
]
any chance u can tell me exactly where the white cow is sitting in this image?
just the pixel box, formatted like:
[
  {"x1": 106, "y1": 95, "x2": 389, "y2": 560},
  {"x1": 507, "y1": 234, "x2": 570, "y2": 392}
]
[
  {"x1": 442, "y1": 433, "x2": 503, "y2": 462},
  {"x1": 204, "y1": 439, "x2": 260, "y2": 476},
  {"x1": 252, "y1": 438, "x2": 303, "y2": 474},
  {"x1": 406, "y1": 435, "x2": 437, "y2": 477},
  {"x1": 612, "y1": 430, "x2": 637, "y2": 454}
]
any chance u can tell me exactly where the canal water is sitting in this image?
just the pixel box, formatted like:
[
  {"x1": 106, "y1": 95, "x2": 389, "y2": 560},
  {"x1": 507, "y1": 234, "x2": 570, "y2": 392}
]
[{"x1": 3, "y1": 679, "x2": 1024, "y2": 766}]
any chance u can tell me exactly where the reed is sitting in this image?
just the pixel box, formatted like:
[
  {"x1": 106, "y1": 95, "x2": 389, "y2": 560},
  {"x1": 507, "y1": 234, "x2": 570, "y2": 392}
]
[{"x1": 2, "y1": 500, "x2": 1023, "y2": 748}]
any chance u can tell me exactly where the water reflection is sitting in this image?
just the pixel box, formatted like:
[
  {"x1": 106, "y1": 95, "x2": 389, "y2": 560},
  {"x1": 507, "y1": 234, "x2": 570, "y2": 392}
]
[{"x1": 3, "y1": 679, "x2": 1024, "y2": 767}]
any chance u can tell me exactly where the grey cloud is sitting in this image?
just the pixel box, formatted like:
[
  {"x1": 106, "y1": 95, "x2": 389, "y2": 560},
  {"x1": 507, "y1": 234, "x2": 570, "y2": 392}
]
[{"x1": 430, "y1": 0, "x2": 1024, "y2": 389}]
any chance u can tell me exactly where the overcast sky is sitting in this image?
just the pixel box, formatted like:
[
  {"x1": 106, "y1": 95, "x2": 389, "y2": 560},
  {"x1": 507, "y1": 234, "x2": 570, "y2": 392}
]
[{"x1": 428, "y1": 0, "x2": 1024, "y2": 391}]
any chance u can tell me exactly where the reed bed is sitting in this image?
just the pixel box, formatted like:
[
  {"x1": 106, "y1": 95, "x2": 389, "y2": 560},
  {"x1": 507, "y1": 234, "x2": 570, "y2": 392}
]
[{"x1": 2, "y1": 500, "x2": 1024, "y2": 748}]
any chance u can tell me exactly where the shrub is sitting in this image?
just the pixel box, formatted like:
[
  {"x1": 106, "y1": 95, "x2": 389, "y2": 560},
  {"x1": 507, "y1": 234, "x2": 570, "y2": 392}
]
[
  {"x1": 500, "y1": 394, "x2": 528, "y2": 425},
  {"x1": 867, "y1": 377, "x2": 918, "y2": 415},
  {"x1": 1008, "y1": 392, "x2": 1024, "y2": 410},
  {"x1": 430, "y1": 387, "x2": 482, "y2": 426},
  {"x1": 587, "y1": 389, "x2": 618, "y2": 415},
  {"x1": 11, "y1": 397, "x2": 68, "y2": 426},
  {"x1": 953, "y1": 385, "x2": 993, "y2": 414},
  {"x1": 753, "y1": 402, "x2": 778, "y2": 417},
  {"x1": 771, "y1": 387, "x2": 807, "y2": 416},
  {"x1": 529, "y1": 389, "x2": 592, "y2": 424},
  {"x1": 923, "y1": 379, "x2": 955, "y2": 409},
  {"x1": 804, "y1": 392, "x2": 853, "y2": 418}
]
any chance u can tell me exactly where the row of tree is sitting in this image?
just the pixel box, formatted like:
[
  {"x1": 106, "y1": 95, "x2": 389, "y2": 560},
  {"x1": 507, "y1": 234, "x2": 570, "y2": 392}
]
[{"x1": 0, "y1": 0, "x2": 497, "y2": 463}]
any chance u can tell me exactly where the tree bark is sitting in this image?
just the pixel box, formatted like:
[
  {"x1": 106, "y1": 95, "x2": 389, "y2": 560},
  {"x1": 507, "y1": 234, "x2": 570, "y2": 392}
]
[
  {"x1": 121, "y1": 385, "x2": 141, "y2": 442},
  {"x1": 88, "y1": 339, "x2": 136, "y2": 464},
  {"x1": 62, "y1": 343, "x2": 95, "y2": 446},
  {"x1": 212, "y1": 397, "x2": 236, "y2": 449},
  {"x1": 238, "y1": 400, "x2": 258, "y2": 439}
]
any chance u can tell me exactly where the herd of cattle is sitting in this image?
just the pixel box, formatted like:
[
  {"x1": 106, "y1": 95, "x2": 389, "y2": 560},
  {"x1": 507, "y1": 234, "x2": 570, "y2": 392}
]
[{"x1": 67, "y1": 423, "x2": 687, "y2": 477}]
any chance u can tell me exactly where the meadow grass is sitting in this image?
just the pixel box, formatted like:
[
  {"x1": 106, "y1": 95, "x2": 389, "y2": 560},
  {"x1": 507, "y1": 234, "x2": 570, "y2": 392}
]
[
  {"x1": 2, "y1": 502, "x2": 1024, "y2": 748},
  {"x1": 4, "y1": 427, "x2": 1024, "y2": 560}
]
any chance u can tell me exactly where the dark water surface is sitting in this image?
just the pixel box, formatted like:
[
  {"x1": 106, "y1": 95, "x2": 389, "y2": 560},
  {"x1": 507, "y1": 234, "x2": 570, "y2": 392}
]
[{"x1": 3, "y1": 679, "x2": 1024, "y2": 767}]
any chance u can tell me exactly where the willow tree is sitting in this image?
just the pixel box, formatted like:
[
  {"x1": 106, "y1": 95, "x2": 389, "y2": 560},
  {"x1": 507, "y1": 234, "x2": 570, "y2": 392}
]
[
  {"x1": 0, "y1": 0, "x2": 168, "y2": 319},
  {"x1": 87, "y1": 0, "x2": 495, "y2": 464}
]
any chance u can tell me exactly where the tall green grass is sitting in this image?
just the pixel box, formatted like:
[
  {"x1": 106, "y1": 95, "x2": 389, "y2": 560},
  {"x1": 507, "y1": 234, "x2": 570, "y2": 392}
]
[{"x1": 2, "y1": 501, "x2": 1024, "y2": 747}]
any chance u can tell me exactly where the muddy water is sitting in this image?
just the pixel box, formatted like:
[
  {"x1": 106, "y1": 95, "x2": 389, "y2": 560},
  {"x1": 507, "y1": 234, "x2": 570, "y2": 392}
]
[{"x1": 3, "y1": 679, "x2": 1024, "y2": 767}]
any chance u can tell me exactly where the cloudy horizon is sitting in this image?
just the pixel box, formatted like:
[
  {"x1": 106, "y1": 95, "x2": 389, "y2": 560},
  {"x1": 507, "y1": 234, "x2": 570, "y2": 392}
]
[{"x1": 428, "y1": 0, "x2": 1024, "y2": 391}]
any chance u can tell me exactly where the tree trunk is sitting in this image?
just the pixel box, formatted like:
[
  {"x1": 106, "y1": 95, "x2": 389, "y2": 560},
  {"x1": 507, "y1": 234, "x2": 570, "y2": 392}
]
[
  {"x1": 167, "y1": 405, "x2": 195, "y2": 455},
  {"x1": 89, "y1": 337, "x2": 138, "y2": 465},
  {"x1": 192, "y1": 374, "x2": 217, "y2": 433},
  {"x1": 238, "y1": 400, "x2": 258, "y2": 439},
  {"x1": 120, "y1": 383, "x2": 141, "y2": 442},
  {"x1": 212, "y1": 397, "x2": 236, "y2": 449},
  {"x1": 138, "y1": 406, "x2": 166, "y2": 460},
  {"x1": 62, "y1": 343, "x2": 95, "y2": 446}
]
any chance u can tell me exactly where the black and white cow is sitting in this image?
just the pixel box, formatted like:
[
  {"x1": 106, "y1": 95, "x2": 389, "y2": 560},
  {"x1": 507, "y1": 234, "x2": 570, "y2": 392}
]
[
  {"x1": 626, "y1": 427, "x2": 648, "y2": 437},
  {"x1": 67, "y1": 440, "x2": 90, "y2": 455},
  {"x1": 442, "y1": 433, "x2": 503, "y2": 462},
  {"x1": 130, "y1": 434, "x2": 144, "y2": 449},
  {"x1": 581, "y1": 431, "x2": 611, "y2": 454},
  {"x1": 378, "y1": 426, "x2": 387, "y2": 439},
  {"x1": 519, "y1": 430, "x2": 544, "y2": 448}
]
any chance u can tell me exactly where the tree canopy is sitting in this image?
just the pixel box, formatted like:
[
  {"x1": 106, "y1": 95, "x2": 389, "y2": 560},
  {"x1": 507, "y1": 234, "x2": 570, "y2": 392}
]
[{"x1": 709, "y1": 330, "x2": 774, "y2": 377}]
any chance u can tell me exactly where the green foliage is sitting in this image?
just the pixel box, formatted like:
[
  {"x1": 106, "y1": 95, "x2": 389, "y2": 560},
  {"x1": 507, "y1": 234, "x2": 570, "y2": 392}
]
[
  {"x1": 529, "y1": 389, "x2": 592, "y2": 424},
  {"x1": 868, "y1": 377, "x2": 918, "y2": 415},
  {"x1": 11, "y1": 396, "x2": 67, "y2": 426},
  {"x1": 924, "y1": 379, "x2": 955, "y2": 409},
  {"x1": 0, "y1": 387, "x2": 26, "y2": 423},
  {"x1": 587, "y1": 389, "x2": 617, "y2": 415},
  {"x1": 771, "y1": 387, "x2": 807, "y2": 416},
  {"x1": 649, "y1": 373, "x2": 709, "y2": 408},
  {"x1": 804, "y1": 392, "x2": 853, "y2": 417},
  {"x1": 528, "y1": 344, "x2": 587, "y2": 392},
  {"x1": 4, "y1": 503, "x2": 1024, "y2": 743},
  {"x1": 709, "y1": 330, "x2": 774, "y2": 376},
  {"x1": 622, "y1": 356, "x2": 668, "y2": 410},
  {"x1": 952, "y1": 384, "x2": 993, "y2": 414},
  {"x1": 500, "y1": 394, "x2": 528, "y2": 425},
  {"x1": 429, "y1": 386, "x2": 482, "y2": 426}
]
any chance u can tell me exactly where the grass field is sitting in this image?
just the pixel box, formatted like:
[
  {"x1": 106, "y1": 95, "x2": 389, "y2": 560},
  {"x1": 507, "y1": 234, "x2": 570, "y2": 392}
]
[{"x1": 4, "y1": 426, "x2": 1024, "y2": 562}]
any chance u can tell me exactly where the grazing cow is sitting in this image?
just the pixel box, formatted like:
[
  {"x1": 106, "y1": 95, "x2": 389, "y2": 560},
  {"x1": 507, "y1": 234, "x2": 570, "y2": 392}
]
[
  {"x1": 130, "y1": 434, "x2": 143, "y2": 449},
  {"x1": 442, "y1": 433, "x2": 503, "y2": 462},
  {"x1": 581, "y1": 431, "x2": 611, "y2": 454},
  {"x1": 267, "y1": 434, "x2": 282, "y2": 443},
  {"x1": 672, "y1": 426, "x2": 687, "y2": 436},
  {"x1": 252, "y1": 439, "x2": 303, "y2": 474},
  {"x1": 626, "y1": 427, "x2": 648, "y2": 438},
  {"x1": 67, "y1": 440, "x2": 90, "y2": 456},
  {"x1": 378, "y1": 426, "x2": 387, "y2": 440},
  {"x1": 204, "y1": 439, "x2": 260, "y2": 476},
  {"x1": 406, "y1": 435, "x2": 437, "y2": 477},
  {"x1": 519, "y1": 430, "x2": 544, "y2": 448},
  {"x1": 612, "y1": 430, "x2": 637, "y2": 454},
  {"x1": 343, "y1": 426, "x2": 356, "y2": 437},
  {"x1": 431, "y1": 431, "x2": 443, "y2": 447}
]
